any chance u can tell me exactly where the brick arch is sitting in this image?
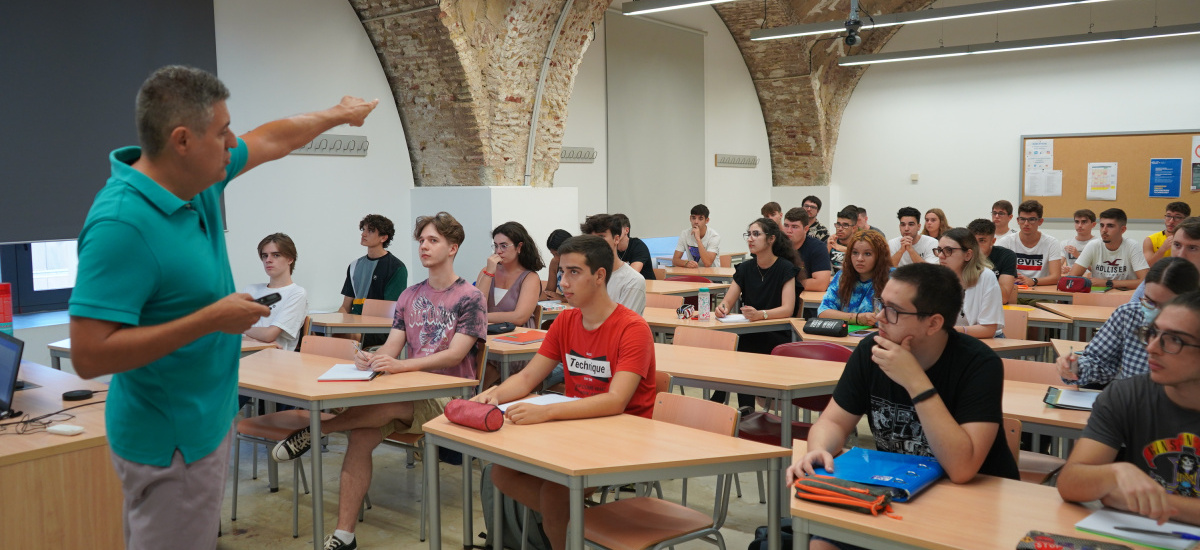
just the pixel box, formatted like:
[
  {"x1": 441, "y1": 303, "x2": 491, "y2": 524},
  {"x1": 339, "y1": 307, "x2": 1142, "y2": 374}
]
[
  {"x1": 353, "y1": 0, "x2": 609, "y2": 187},
  {"x1": 712, "y1": 0, "x2": 934, "y2": 187}
]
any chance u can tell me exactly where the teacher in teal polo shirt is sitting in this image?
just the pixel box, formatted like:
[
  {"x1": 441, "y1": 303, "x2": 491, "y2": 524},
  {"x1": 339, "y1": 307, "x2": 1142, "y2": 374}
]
[{"x1": 68, "y1": 65, "x2": 377, "y2": 550}]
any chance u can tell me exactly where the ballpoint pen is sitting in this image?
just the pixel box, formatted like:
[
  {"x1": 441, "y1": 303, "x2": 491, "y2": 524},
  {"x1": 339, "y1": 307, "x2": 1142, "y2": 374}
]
[{"x1": 1114, "y1": 526, "x2": 1200, "y2": 541}]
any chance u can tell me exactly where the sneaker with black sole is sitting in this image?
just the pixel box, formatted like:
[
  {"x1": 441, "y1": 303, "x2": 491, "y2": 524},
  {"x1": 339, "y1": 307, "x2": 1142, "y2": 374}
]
[
  {"x1": 323, "y1": 534, "x2": 356, "y2": 549},
  {"x1": 272, "y1": 426, "x2": 312, "y2": 462}
]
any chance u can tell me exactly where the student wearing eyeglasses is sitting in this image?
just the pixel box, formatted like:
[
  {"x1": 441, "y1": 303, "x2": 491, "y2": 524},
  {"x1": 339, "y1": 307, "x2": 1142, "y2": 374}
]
[
  {"x1": 710, "y1": 218, "x2": 800, "y2": 410},
  {"x1": 790, "y1": 263, "x2": 1019, "y2": 550},
  {"x1": 1058, "y1": 290, "x2": 1200, "y2": 526},
  {"x1": 996, "y1": 200, "x2": 1062, "y2": 289},
  {"x1": 1057, "y1": 258, "x2": 1198, "y2": 388},
  {"x1": 477, "y1": 221, "x2": 544, "y2": 328},
  {"x1": 935, "y1": 229, "x2": 1003, "y2": 339},
  {"x1": 826, "y1": 207, "x2": 858, "y2": 272},
  {"x1": 1144, "y1": 202, "x2": 1192, "y2": 266}
]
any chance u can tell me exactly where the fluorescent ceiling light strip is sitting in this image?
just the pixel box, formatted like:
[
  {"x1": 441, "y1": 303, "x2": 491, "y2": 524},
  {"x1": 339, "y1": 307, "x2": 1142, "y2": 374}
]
[
  {"x1": 750, "y1": 0, "x2": 1110, "y2": 41},
  {"x1": 621, "y1": 0, "x2": 733, "y2": 16},
  {"x1": 837, "y1": 23, "x2": 1200, "y2": 66}
]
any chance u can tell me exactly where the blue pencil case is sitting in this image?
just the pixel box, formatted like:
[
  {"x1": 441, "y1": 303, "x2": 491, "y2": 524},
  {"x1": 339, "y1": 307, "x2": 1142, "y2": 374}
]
[{"x1": 815, "y1": 447, "x2": 945, "y2": 502}]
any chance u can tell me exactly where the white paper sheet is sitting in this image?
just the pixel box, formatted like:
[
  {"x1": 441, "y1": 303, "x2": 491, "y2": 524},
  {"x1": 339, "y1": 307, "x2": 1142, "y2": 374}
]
[
  {"x1": 498, "y1": 394, "x2": 580, "y2": 412},
  {"x1": 1024, "y1": 170, "x2": 1063, "y2": 196},
  {"x1": 717, "y1": 314, "x2": 748, "y2": 323},
  {"x1": 1053, "y1": 388, "x2": 1099, "y2": 410},
  {"x1": 1087, "y1": 162, "x2": 1119, "y2": 200},
  {"x1": 317, "y1": 363, "x2": 377, "y2": 381}
]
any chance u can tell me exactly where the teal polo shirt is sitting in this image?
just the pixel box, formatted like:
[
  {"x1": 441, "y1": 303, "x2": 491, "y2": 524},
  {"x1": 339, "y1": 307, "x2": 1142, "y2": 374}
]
[{"x1": 70, "y1": 139, "x2": 249, "y2": 466}]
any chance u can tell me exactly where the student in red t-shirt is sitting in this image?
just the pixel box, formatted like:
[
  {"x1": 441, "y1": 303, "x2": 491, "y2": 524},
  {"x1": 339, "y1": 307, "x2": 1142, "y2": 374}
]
[{"x1": 474, "y1": 234, "x2": 656, "y2": 550}]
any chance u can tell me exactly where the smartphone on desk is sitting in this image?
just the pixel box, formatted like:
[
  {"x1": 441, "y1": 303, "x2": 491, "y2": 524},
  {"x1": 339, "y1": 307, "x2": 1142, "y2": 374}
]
[{"x1": 850, "y1": 329, "x2": 877, "y2": 337}]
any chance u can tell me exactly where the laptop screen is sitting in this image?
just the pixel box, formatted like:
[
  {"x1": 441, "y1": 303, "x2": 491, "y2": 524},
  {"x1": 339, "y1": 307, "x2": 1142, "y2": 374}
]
[{"x1": 0, "y1": 332, "x2": 24, "y2": 413}]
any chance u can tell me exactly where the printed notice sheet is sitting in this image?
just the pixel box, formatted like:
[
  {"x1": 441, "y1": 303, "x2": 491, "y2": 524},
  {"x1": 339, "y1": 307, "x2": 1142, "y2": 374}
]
[
  {"x1": 1087, "y1": 162, "x2": 1118, "y2": 201},
  {"x1": 1024, "y1": 170, "x2": 1062, "y2": 196}
]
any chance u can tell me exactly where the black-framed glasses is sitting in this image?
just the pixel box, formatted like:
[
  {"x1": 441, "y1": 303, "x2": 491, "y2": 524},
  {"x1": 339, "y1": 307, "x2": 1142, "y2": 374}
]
[
  {"x1": 878, "y1": 303, "x2": 934, "y2": 324},
  {"x1": 743, "y1": 231, "x2": 765, "y2": 239},
  {"x1": 491, "y1": 242, "x2": 512, "y2": 252},
  {"x1": 991, "y1": 211, "x2": 1009, "y2": 217},
  {"x1": 835, "y1": 222, "x2": 853, "y2": 229},
  {"x1": 932, "y1": 246, "x2": 962, "y2": 256},
  {"x1": 1016, "y1": 216, "x2": 1041, "y2": 224},
  {"x1": 1166, "y1": 214, "x2": 1187, "y2": 221},
  {"x1": 803, "y1": 204, "x2": 819, "y2": 211},
  {"x1": 1136, "y1": 326, "x2": 1200, "y2": 354}
]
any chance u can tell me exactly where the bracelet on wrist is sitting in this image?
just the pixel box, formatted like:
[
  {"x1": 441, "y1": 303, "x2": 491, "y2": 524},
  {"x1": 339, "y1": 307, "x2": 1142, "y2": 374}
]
[
  {"x1": 911, "y1": 387, "x2": 938, "y2": 404},
  {"x1": 483, "y1": 270, "x2": 495, "y2": 278}
]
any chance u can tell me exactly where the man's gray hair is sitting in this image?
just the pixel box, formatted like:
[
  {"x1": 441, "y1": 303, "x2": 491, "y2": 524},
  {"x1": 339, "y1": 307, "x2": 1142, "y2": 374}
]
[{"x1": 136, "y1": 66, "x2": 229, "y2": 157}]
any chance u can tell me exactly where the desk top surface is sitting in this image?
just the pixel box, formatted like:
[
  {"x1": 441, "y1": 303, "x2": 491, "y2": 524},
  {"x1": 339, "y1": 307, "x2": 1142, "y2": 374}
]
[
  {"x1": 663, "y1": 266, "x2": 737, "y2": 277},
  {"x1": 642, "y1": 307, "x2": 794, "y2": 330},
  {"x1": 1, "y1": 362, "x2": 110, "y2": 467},
  {"x1": 799, "y1": 291, "x2": 825, "y2": 305},
  {"x1": 1002, "y1": 379, "x2": 1091, "y2": 431},
  {"x1": 788, "y1": 319, "x2": 1051, "y2": 351},
  {"x1": 655, "y1": 343, "x2": 844, "y2": 390},
  {"x1": 48, "y1": 337, "x2": 277, "y2": 354},
  {"x1": 238, "y1": 348, "x2": 476, "y2": 401},
  {"x1": 644, "y1": 280, "x2": 731, "y2": 295},
  {"x1": 307, "y1": 312, "x2": 394, "y2": 328},
  {"x1": 424, "y1": 412, "x2": 789, "y2": 477},
  {"x1": 1003, "y1": 305, "x2": 1071, "y2": 323},
  {"x1": 788, "y1": 442, "x2": 1146, "y2": 550},
  {"x1": 1035, "y1": 303, "x2": 1119, "y2": 322}
]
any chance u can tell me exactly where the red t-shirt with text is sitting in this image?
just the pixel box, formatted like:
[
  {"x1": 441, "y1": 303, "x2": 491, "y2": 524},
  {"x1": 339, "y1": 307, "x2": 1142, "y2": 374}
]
[{"x1": 537, "y1": 305, "x2": 656, "y2": 418}]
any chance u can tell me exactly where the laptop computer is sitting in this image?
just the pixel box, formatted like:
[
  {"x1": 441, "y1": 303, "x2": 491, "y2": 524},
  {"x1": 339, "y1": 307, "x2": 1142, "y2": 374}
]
[{"x1": 0, "y1": 331, "x2": 24, "y2": 419}]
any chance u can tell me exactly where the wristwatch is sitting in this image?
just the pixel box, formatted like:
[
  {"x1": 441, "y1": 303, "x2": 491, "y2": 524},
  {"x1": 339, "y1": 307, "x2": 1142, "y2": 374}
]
[
  {"x1": 1106, "y1": 278, "x2": 1114, "y2": 289},
  {"x1": 1032, "y1": 277, "x2": 1039, "y2": 287}
]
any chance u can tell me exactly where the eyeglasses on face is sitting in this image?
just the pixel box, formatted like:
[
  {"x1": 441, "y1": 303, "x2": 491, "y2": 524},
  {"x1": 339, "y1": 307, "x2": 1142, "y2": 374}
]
[
  {"x1": 877, "y1": 303, "x2": 934, "y2": 324},
  {"x1": 743, "y1": 231, "x2": 765, "y2": 240},
  {"x1": 492, "y1": 242, "x2": 512, "y2": 252},
  {"x1": 1166, "y1": 214, "x2": 1187, "y2": 221},
  {"x1": 1137, "y1": 325, "x2": 1200, "y2": 354},
  {"x1": 835, "y1": 222, "x2": 854, "y2": 229},
  {"x1": 803, "y1": 204, "x2": 818, "y2": 211},
  {"x1": 932, "y1": 246, "x2": 962, "y2": 256},
  {"x1": 1017, "y1": 216, "x2": 1041, "y2": 224},
  {"x1": 991, "y1": 211, "x2": 1009, "y2": 217}
]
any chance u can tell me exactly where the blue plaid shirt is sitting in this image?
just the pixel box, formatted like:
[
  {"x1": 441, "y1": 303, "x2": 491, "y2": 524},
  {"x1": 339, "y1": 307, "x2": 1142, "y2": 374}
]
[{"x1": 1066, "y1": 301, "x2": 1148, "y2": 387}]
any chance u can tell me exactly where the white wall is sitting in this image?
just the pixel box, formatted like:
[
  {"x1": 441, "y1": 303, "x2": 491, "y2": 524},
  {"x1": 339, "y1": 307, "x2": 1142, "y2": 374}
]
[
  {"x1": 829, "y1": 0, "x2": 1200, "y2": 245},
  {"x1": 554, "y1": 3, "x2": 773, "y2": 246},
  {"x1": 215, "y1": 0, "x2": 414, "y2": 313}
]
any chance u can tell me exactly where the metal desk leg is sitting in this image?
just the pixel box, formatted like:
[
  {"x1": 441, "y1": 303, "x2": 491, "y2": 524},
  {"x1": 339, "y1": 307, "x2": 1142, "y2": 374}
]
[
  {"x1": 462, "y1": 456, "x2": 473, "y2": 549},
  {"x1": 310, "y1": 407, "x2": 325, "y2": 550},
  {"x1": 568, "y1": 477, "x2": 585, "y2": 549},
  {"x1": 492, "y1": 472, "x2": 503, "y2": 550},
  {"x1": 793, "y1": 517, "x2": 810, "y2": 549},
  {"x1": 780, "y1": 399, "x2": 793, "y2": 448},
  {"x1": 426, "y1": 439, "x2": 442, "y2": 550},
  {"x1": 768, "y1": 457, "x2": 782, "y2": 550}
]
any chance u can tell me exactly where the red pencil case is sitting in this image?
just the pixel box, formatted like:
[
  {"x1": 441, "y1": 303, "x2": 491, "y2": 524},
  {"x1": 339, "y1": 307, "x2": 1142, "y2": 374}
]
[{"x1": 444, "y1": 399, "x2": 504, "y2": 432}]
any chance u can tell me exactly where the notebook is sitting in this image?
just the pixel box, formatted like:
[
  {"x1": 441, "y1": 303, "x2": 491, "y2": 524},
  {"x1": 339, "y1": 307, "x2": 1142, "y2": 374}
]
[
  {"x1": 717, "y1": 314, "x2": 748, "y2": 323},
  {"x1": 317, "y1": 363, "x2": 380, "y2": 382},
  {"x1": 498, "y1": 394, "x2": 579, "y2": 412},
  {"x1": 1076, "y1": 509, "x2": 1200, "y2": 550},
  {"x1": 494, "y1": 331, "x2": 547, "y2": 345}
]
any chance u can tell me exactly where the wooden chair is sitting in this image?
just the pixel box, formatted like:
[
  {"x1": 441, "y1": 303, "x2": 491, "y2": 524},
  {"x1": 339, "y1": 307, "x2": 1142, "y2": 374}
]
[
  {"x1": 645, "y1": 294, "x2": 684, "y2": 310},
  {"x1": 361, "y1": 298, "x2": 397, "y2": 318},
  {"x1": 231, "y1": 336, "x2": 355, "y2": 537},
  {"x1": 581, "y1": 393, "x2": 739, "y2": 550},
  {"x1": 718, "y1": 254, "x2": 732, "y2": 268},
  {"x1": 1002, "y1": 308, "x2": 1028, "y2": 340},
  {"x1": 531, "y1": 304, "x2": 544, "y2": 329},
  {"x1": 672, "y1": 326, "x2": 737, "y2": 351},
  {"x1": 653, "y1": 268, "x2": 666, "y2": 280},
  {"x1": 380, "y1": 339, "x2": 489, "y2": 541},
  {"x1": 1002, "y1": 358, "x2": 1067, "y2": 483},
  {"x1": 1073, "y1": 292, "x2": 1129, "y2": 307}
]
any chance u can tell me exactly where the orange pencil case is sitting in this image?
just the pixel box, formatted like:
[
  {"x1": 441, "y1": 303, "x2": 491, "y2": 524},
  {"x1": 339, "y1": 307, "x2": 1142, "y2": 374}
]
[{"x1": 793, "y1": 475, "x2": 900, "y2": 518}]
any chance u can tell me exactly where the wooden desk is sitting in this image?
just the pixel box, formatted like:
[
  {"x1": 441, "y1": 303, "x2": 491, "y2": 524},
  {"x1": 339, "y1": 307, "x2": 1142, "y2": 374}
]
[
  {"x1": 656, "y1": 343, "x2": 844, "y2": 446},
  {"x1": 655, "y1": 251, "x2": 748, "y2": 267},
  {"x1": 47, "y1": 336, "x2": 276, "y2": 370},
  {"x1": 644, "y1": 279, "x2": 731, "y2": 296},
  {"x1": 423, "y1": 413, "x2": 792, "y2": 550},
  {"x1": 1004, "y1": 305, "x2": 1071, "y2": 340},
  {"x1": 1002, "y1": 379, "x2": 1090, "y2": 441},
  {"x1": 799, "y1": 290, "x2": 824, "y2": 310},
  {"x1": 1034, "y1": 303, "x2": 1117, "y2": 340},
  {"x1": 663, "y1": 265, "x2": 737, "y2": 283},
  {"x1": 306, "y1": 312, "x2": 394, "y2": 336},
  {"x1": 788, "y1": 442, "x2": 1148, "y2": 550},
  {"x1": 238, "y1": 348, "x2": 479, "y2": 550},
  {"x1": 788, "y1": 319, "x2": 1053, "y2": 360},
  {"x1": 1050, "y1": 338, "x2": 1084, "y2": 359},
  {"x1": 642, "y1": 306, "x2": 794, "y2": 340},
  {"x1": 486, "y1": 327, "x2": 546, "y2": 379},
  {"x1": 1, "y1": 362, "x2": 121, "y2": 548},
  {"x1": 1017, "y1": 286, "x2": 1132, "y2": 305}
]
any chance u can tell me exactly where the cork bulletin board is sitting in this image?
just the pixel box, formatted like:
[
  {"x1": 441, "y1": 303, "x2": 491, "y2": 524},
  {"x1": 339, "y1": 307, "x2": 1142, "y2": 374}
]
[{"x1": 1019, "y1": 130, "x2": 1200, "y2": 221}]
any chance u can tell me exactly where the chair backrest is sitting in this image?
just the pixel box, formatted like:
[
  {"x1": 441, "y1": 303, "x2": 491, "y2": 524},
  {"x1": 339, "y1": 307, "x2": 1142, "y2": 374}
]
[
  {"x1": 770, "y1": 341, "x2": 853, "y2": 362},
  {"x1": 672, "y1": 326, "x2": 738, "y2": 351},
  {"x1": 653, "y1": 393, "x2": 738, "y2": 436},
  {"x1": 719, "y1": 254, "x2": 732, "y2": 268},
  {"x1": 1003, "y1": 358, "x2": 1062, "y2": 385},
  {"x1": 475, "y1": 338, "x2": 490, "y2": 394},
  {"x1": 362, "y1": 299, "x2": 397, "y2": 318},
  {"x1": 1002, "y1": 416, "x2": 1021, "y2": 462},
  {"x1": 645, "y1": 294, "x2": 685, "y2": 310},
  {"x1": 1073, "y1": 292, "x2": 1129, "y2": 307},
  {"x1": 531, "y1": 304, "x2": 544, "y2": 328},
  {"x1": 1002, "y1": 309, "x2": 1028, "y2": 340},
  {"x1": 653, "y1": 268, "x2": 666, "y2": 280},
  {"x1": 655, "y1": 370, "x2": 673, "y2": 394},
  {"x1": 667, "y1": 275, "x2": 713, "y2": 284},
  {"x1": 299, "y1": 335, "x2": 359, "y2": 361}
]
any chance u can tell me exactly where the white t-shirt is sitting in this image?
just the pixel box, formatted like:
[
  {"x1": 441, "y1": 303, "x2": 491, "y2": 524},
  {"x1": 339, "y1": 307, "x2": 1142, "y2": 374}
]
[
  {"x1": 608, "y1": 262, "x2": 646, "y2": 315},
  {"x1": 996, "y1": 232, "x2": 1061, "y2": 280},
  {"x1": 675, "y1": 227, "x2": 721, "y2": 267},
  {"x1": 1062, "y1": 236, "x2": 1096, "y2": 267},
  {"x1": 242, "y1": 282, "x2": 308, "y2": 351},
  {"x1": 957, "y1": 269, "x2": 1005, "y2": 335},
  {"x1": 1075, "y1": 237, "x2": 1150, "y2": 281},
  {"x1": 887, "y1": 235, "x2": 940, "y2": 266}
]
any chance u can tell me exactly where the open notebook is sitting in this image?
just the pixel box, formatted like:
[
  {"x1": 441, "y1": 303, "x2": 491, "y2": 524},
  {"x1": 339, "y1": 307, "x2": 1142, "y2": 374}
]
[{"x1": 317, "y1": 363, "x2": 380, "y2": 382}]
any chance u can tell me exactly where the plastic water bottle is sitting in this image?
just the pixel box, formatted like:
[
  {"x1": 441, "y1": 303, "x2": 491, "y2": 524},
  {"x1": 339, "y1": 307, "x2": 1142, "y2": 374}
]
[{"x1": 698, "y1": 287, "x2": 711, "y2": 320}]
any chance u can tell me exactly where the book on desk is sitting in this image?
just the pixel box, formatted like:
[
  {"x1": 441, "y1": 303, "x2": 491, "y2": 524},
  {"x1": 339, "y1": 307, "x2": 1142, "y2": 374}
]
[{"x1": 494, "y1": 331, "x2": 546, "y2": 345}]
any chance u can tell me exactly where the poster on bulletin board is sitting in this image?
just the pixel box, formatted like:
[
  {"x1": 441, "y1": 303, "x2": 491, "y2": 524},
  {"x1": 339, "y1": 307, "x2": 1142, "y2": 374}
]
[
  {"x1": 1149, "y1": 158, "x2": 1182, "y2": 198},
  {"x1": 1087, "y1": 162, "x2": 1118, "y2": 201},
  {"x1": 1192, "y1": 136, "x2": 1200, "y2": 191}
]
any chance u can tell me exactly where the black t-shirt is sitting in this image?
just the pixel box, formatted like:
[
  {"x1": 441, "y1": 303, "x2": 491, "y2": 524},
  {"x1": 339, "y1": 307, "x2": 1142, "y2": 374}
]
[
  {"x1": 832, "y1": 331, "x2": 1019, "y2": 480},
  {"x1": 988, "y1": 246, "x2": 1018, "y2": 280},
  {"x1": 733, "y1": 257, "x2": 800, "y2": 312},
  {"x1": 619, "y1": 237, "x2": 656, "y2": 280}
]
